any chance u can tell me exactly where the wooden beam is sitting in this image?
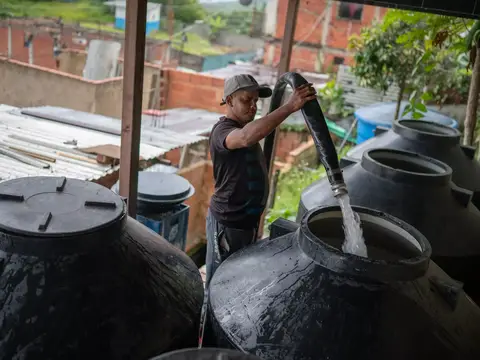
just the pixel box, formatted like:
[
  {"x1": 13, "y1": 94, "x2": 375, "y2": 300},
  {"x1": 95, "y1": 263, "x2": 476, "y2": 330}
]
[
  {"x1": 259, "y1": 0, "x2": 300, "y2": 237},
  {"x1": 276, "y1": 0, "x2": 300, "y2": 78},
  {"x1": 264, "y1": 0, "x2": 300, "y2": 175},
  {"x1": 119, "y1": 0, "x2": 148, "y2": 217}
]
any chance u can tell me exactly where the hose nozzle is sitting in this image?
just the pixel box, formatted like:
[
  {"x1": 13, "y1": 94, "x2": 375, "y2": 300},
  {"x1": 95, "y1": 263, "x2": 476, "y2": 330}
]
[{"x1": 331, "y1": 182, "x2": 348, "y2": 198}]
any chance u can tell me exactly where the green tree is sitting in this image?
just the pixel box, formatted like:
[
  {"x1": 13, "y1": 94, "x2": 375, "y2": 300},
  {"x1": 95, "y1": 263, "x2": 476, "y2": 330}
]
[
  {"x1": 151, "y1": 0, "x2": 205, "y2": 25},
  {"x1": 213, "y1": 10, "x2": 254, "y2": 36},
  {"x1": 207, "y1": 14, "x2": 226, "y2": 41},
  {"x1": 381, "y1": 10, "x2": 479, "y2": 146},
  {"x1": 348, "y1": 22, "x2": 427, "y2": 120}
]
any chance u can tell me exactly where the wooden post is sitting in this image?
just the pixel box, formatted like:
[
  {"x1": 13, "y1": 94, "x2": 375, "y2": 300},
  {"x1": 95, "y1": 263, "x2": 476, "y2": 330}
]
[
  {"x1": 119, "y1": 0, "x2": 148, "y2": 217},
  {"x1": 7, "y1": 22, "x2": 12, "y2": 59},
  {"x1": 258, "y1": 0, "x2": 300, "y2": 238}
]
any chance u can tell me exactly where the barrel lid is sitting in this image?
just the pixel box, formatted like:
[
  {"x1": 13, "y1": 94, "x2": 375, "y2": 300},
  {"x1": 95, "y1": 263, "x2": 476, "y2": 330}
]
[
  {"x1": 114, "y1": 172, "x2": 194, "y2": 205},
  {"x1": 0, "y1": 176, "x2": 125, "y2": 237}
]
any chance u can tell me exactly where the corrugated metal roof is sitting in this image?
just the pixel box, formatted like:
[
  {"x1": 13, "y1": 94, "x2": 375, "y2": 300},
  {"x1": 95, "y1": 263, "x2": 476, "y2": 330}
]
[
  {"x1": 142, "y1": 108, "x2": 222, "y2": 136},
  {"x1": 0, "y1": 107, "x2": 206, "y2": 182}
]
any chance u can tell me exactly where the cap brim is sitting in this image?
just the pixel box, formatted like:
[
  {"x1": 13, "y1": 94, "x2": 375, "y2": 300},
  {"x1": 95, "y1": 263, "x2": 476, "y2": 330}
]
[
  {"x1": 220, "y1": 85, "x2": 272, "y2": 106},
  {"x1": 258, "y1": 86, "x2": 273, "y2": 99}
]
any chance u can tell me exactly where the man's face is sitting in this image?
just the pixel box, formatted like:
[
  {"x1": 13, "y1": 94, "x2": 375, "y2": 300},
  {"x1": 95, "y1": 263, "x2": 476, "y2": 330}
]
[{"x1": 227, "y1": 89, "x2": 259, "y2": 125}]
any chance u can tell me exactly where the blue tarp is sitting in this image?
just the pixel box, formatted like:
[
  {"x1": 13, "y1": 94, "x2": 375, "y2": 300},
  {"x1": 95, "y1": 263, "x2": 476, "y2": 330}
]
[{"x1": 354, "y1": 101, "x2": 458, "y2": 128}]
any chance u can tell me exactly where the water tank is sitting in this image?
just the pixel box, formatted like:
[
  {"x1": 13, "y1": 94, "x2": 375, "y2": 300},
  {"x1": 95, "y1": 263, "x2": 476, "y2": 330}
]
[
  {"x1": 150, "y1": 348, "x2": 263, "y2": 360},
  {"x1": 0, "y1": 176, "x2": 203, "y2": 359},
  {"x1": 355, "y1": 102, "x2": 458, "y2": 144},
  {"x1": 342, "y1": 119, "x2": 480, "y2": 192},
  {"x1": 299, "y1": 149, "x2": 480, "y2": 301},
  {"x1": 112, "y1": 172, "x2": 195, "y2": 251},
  {"x1": 209, "y1": 205, "x2": 480, "y2": 359}
]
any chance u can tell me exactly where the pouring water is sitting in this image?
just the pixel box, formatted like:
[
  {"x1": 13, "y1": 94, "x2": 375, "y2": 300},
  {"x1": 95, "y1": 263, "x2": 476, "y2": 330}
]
[{"x1": 337, "y1": 194, "x2": 368, "y2": 258}]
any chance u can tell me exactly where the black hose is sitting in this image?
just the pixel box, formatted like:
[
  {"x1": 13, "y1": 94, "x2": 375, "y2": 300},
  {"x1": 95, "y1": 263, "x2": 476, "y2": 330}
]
[{"x1": 265, "y1": 72, "x2": 346, "y2": 191}]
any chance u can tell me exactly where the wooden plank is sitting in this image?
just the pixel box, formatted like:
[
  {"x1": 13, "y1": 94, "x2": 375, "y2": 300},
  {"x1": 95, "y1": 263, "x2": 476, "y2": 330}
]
[{"x1": 118, "y1": 0, "x2": 148, "y2": 217}]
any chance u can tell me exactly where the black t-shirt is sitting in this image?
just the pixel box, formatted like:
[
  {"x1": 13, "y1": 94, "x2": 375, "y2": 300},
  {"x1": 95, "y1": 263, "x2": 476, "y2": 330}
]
[{"x1": 209, "y1": 117, "x2": 269, "y2": 229}]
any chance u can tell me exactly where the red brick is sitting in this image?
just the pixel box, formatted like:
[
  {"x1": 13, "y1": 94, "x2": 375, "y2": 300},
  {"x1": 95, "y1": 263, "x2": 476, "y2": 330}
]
[
  {"x1": 212, "y1": 77, "x2": 225, "y2": 88},
  {"x1": 273, "y1": 0, "x2": 385, "y2": 72}
]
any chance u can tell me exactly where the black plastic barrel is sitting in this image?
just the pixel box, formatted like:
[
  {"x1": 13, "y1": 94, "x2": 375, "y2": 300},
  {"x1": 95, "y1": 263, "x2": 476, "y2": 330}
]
[
  {"x1": 341, "y1": 119, "x2": 480, "y2": 192},
  {"x1": 299, "y1": 149, "x2": 480, "y2": 302},
  {"x1": 150, "y1": 348, "x2": 263, "y2": 360},
  {"x1": 112, "y1": 172, "x2": 195, "y2": 251},
  {"x1": 209, "y1": 205, "x2": 480, "y2": 360},
  {"x1": 0, "y1": 176, "x2": 204, "y2": 359}
]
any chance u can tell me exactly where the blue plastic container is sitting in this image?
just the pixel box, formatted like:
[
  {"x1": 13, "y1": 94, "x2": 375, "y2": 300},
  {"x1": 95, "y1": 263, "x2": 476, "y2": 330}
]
[
  {"x1": 355, "y1": 102, "x2": 459, "y2": 144},
  {"x1": 137, "y1": 204, "x2": 190, "y2": 251},
  {"x1": 112, "y1": 172, "x2": 195, "y2": 252}
]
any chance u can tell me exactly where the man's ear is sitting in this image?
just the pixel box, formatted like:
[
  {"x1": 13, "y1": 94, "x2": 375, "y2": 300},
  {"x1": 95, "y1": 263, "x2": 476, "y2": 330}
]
[{"x1": 226, "y1": 95, "x2": 233, "y2": 107}]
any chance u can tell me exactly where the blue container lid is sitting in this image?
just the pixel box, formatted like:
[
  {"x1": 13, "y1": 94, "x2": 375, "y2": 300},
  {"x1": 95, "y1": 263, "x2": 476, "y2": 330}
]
[{"x1": 354, "y1": 101, "x2": 458, "y2": 128}]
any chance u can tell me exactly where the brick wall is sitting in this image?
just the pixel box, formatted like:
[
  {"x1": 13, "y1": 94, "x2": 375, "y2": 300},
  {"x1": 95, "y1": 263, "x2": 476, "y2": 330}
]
[
  {"x1": 177, "y1": 160, "x2": 214, "y2": 251},
  {"x1": 275, "y1": 130, "x2": 309, "y2": 161},
  {"x1": 265, "y1": 0, "x2": 388, "y2": 72},
  {"x1": 0, "y1": 26, "x2": 57, "y2": 68},
  {"x1": 163, "y1": 69, "x2": 225, "y2": 113},
  {"x1": 0, "y1": 23, "x2": 169, "y2": 70}
]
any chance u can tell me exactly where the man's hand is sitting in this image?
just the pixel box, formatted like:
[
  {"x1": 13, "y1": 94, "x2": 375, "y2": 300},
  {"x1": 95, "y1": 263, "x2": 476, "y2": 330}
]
[{"x1": 285, "y1": 83, "x2": 317, "y2": 113}]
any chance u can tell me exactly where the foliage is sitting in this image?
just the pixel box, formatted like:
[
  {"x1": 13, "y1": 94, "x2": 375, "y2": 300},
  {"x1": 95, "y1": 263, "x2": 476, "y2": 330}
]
[
  {"x1": 381, "y1": 10, "x2": 473, "y2": 52},
  {"x1": 81, "y1": 22, "x2": 224, "y2": 56},
  {"x1": 265, "y1": 166, "x2": 327, "y2": 224},
  {"x1": 150, "y1": 0, "x2": 205, "y2": 25},
  {"x1": 349, "y1": 22, "x2": 420, "y2": 93},
  {"x1": 349, "y1": 21, "x2": 427, "y2": 119},
  {"x1": 207, "y1": 15, "x2": 227, "y2": 41},
  {"x1": 383, "y1": 10, "x2": 473, "y2": 111},
  {"x1": 350, "y1": 11, "x2": 474, "y2": 121},
  {"x1": 2, "y1": 0, "x2": 114, "y2": 23},
  {"x1": 265, "y1": 145, "x2": 352, "y2": 227},
  {"x1": 317, "y1": 80, "x2": 354, "y2": 118},
  {"x1": 380, "y1": 10, "x2": 480, "y2": 145},
  {"x1": 211, "y1": 10, "x2": 255, "y2": 36}
]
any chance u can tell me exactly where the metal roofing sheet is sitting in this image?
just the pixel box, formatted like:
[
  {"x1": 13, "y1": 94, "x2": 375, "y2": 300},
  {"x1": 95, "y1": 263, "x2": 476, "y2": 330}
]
[
  {"x1": 18, "y1": 106, "x2": 207, "y2": 148},
  {"x1": 142, "y1": 108, "x2": 222, "y2": 136},
  {"x1": 0, "y1": 107, "x2": 206, "y2": 182}
]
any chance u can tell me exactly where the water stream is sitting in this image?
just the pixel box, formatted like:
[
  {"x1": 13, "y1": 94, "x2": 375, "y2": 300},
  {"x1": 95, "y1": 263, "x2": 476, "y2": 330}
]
[{"x1": 337, "y1": 194, "x2": 368, "y2": 258}]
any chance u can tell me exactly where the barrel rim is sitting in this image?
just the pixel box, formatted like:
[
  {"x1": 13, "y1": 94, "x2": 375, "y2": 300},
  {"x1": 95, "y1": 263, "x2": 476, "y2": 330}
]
[
  {"x1": 394, "y1": 119, "x2": 460, "y2": 145},
  {"x1": 299, "y1": 205, "x2": 432, "y2": 282},
  {"x1": 361, "y1": 148, "x2": 453, "y2": 186}
]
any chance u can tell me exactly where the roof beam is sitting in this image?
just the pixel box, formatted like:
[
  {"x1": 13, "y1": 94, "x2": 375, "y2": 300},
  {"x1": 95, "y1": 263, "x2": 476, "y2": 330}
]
[
  {"x1": 119, "y1": 0, "x2": 148, "y2": 217},
  {"x1": 346, "y1": 0, "x2": 479, "y2": 19}
]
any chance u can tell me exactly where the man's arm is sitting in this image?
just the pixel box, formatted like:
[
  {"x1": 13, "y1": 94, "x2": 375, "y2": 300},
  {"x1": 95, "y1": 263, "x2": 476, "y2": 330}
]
[{"x1": 225, "y1": 84, "x2": 317, "y2": 150}]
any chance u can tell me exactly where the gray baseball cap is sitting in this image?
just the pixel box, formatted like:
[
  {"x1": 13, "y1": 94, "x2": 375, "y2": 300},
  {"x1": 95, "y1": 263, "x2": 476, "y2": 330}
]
[{"x1": 220, "y1": 74, "x2": 272, "y2": 105}]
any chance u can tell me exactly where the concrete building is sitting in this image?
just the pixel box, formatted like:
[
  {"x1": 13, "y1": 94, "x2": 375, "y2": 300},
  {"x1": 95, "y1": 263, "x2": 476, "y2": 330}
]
[{"x1": 105, "y1": 1, "x2": 162, "y2": 35}]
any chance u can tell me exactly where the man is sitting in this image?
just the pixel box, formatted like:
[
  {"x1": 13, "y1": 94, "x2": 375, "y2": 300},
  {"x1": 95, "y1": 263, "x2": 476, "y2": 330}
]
[{"x1": 205, "y1": 74, "x2": 317, "y2": 285}]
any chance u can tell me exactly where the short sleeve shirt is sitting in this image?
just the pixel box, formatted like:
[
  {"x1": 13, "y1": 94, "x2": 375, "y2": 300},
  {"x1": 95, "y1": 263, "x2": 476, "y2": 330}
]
[{"x1": 209, "y1": 117, "x2": 269, "y2": 229}]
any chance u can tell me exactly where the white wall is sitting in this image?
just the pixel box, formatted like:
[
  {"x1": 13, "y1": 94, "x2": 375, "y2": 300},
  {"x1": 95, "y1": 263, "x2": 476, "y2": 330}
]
[
  {"x1": 263, "y1": 0, "x2": 279, "y2": 36},
  {"x1": 337, "y1": 65, "x2": 399, "y2": 109}
]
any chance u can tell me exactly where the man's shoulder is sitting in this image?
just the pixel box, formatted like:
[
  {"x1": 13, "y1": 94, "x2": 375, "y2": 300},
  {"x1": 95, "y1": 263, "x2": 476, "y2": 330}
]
[
  {"x1": 212, "y1": 117, "x2": 239, "y2": 131},
  {"x1": 210, "y1": 118, "x2": 241, "y2": 144}
]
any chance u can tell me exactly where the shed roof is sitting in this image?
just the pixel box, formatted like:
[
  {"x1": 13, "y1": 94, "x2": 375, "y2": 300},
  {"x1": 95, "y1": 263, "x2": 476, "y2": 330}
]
[
  {"x1": 142, "y1": 108, "x2": 222, "y2": 136},
  {"x1": 0, "y1": 106, "x2": 205, "y2": 182}
]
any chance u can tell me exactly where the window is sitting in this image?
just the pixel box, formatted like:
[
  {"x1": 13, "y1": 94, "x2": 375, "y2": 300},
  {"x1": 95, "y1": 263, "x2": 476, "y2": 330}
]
[
  {"x1": 333, "y1": 56, "x2": 345, "y2": 65},
  {"x1": 337, "y1": 3, "x2": 363, "y2": 21}
]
